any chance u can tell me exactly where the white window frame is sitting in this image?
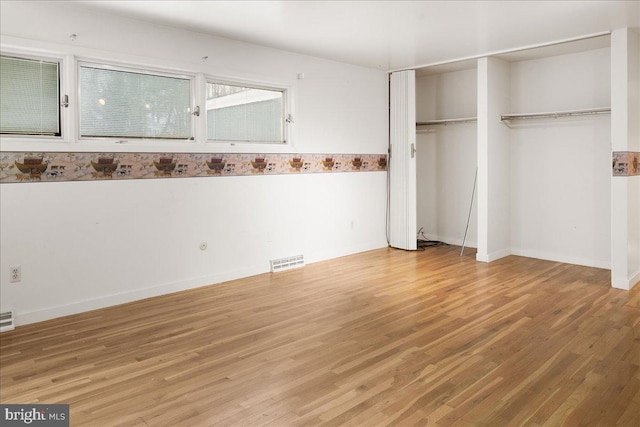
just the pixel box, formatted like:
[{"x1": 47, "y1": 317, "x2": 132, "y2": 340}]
[
  {"x1": 0, "y1": 43, "x2": 296, "y2": 149},
  {"x1": 0, "y1": 49, "x2": 67, "y2": 142},
  {"x1": 204, "y1": 76, "x2": 292, "y2": 146},
  {"x1": 76, "y1": 60, "x2": 199, "y2": 144}
]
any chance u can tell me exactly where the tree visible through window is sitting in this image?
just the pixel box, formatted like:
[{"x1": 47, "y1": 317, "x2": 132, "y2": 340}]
[{"x1": 79, "y1": 64, "x2": 193, "y2": 140}]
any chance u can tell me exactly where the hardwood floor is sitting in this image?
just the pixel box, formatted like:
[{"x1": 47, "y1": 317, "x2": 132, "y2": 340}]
[{"x1": 1, "y1": 246, "x2": 639, "y2": 426}]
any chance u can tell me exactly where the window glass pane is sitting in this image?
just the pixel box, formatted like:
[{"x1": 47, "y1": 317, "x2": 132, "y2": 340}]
[
  {"x1": 206, "y1": 83, "x2": 283, "y2": 143},
  {"x1": 0, "y1": 55, "x2": 60, "y2": 136},
  {"x1": 79, "y1": 65, "x2": 192, "y2": 139}
]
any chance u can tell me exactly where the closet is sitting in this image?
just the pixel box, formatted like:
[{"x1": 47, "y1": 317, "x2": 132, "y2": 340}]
[
  {"x1": 390, "y1": 31, "x2": 639, "y2": 287},
  {"x1": 499, "y1": 39, "x2": 612, "y2": 268},
  {"x1": 391, "y1": 29, "x2": 639, "y2": 288},
  {"x1": 415, "y1": 61, "x2": 478, "y2": 251}
]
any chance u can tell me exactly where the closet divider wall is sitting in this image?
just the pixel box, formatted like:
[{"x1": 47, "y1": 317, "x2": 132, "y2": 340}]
[{"x1": 477, "y1": 57, "x2": 512, "y2": 262}]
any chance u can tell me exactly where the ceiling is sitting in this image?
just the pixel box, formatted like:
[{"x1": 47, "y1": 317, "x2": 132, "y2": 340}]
[{"x1": 69, "y1": 1, "x2": 639, "y2": 72}]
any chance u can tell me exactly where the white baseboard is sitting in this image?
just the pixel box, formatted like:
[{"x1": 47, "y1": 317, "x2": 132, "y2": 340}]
[
  {"x1": 305, "y1": 240, "x2": 388, "y2": 264},
  {"x1": 11, "y1": 243, "x2": 628, "y2": 326},
  {"x1": 510, "y1": 248, "x2": 610, "y2": 270},
  {"x1": 15, "y1": 264, "x2": 267, "y2": 326},
  {"x1": 476, "y1": 248, "x2": 511, "y2": 263},
  {"x1": 612, "y1": 269, "x2": 640, "y2": 290},
  {"x1": 15, "y1": 240, "x2": 389, "y2": 327}
]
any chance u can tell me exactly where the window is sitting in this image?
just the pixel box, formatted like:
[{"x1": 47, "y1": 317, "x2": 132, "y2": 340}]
[
  {"x1": 0, "y1": 55, "x2": 61, "y2": 136},
  {"x1": 1, "y1": 51, "x2": 292, "y2": 145},
  {"x1": 206, "y1": 82, "x2": 285, "y2": 143},
  {"x1": 79, "y1": 63, "x2": 194, "y2": 140}
]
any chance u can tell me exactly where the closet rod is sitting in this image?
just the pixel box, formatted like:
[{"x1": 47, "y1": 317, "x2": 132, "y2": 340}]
[
  {"x1": 500, "y1": 107, "x2": 611, "y2": 122},
  {"x1": 417, "y1": 117, "x2": 478, "y2": 126}
]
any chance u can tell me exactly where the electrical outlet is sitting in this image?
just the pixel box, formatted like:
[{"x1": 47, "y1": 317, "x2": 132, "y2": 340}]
[{"x1": 10, "y1": 266, "x2": 21, "y2": 283}]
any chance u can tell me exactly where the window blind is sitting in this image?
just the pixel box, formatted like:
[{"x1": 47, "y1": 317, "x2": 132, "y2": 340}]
[
  {"x1": 79, "y1": 65, "x2": 192, "y2": 139},
  {"x1": 0, "y1": 56, "x2": 60, "y2": 135},
  {"x1": 206, "y1": 83, "x2": 284, "y2": 143}
]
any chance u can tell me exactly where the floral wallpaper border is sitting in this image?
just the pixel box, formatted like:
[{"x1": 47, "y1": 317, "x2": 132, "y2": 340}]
[
  {"x1": 613, "y1": 151, "x2": 640, "y2": 176},
  {"x1": 0, "y1": 152, "x2": 388, "y2": 183},
  {"x1": 4, "y1": 150, "x2": 634, "y2": 182}
]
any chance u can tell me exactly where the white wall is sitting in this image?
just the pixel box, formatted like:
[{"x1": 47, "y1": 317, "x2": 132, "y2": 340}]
[
  {"x1": 509, "y1": 48, "x2": 611, "y2": 269},
  {"x1": 0, "y1": 1, "x2": 386, "y2": 154},
  {"x1": 630, "y1": 29, "x2": 640, "y2": 288},
  {"x1": 0, "y1": 2, "x2": 389, "y2": 324},
  {"x1": 416, "y1": 68, "x2": 477, "y2": 247},
  {"x1": 611, "y1": 28, "x2": 640, "y2": 289}
]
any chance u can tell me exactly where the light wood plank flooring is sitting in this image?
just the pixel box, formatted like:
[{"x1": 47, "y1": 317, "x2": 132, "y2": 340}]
[{"x1": 1, "y1": 246, "x2": 639, "y2": 426}]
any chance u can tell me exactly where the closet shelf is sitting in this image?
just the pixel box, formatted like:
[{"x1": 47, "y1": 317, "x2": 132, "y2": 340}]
[
  {"x1": 500, "y1": 107, "x2": 611, "y2": 122},
  {"x1": 416, "y1": 117, "x2": 478, "y2": 126}
]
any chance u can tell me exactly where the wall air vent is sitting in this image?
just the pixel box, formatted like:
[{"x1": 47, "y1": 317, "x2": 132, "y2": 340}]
[
  {"x1": 0, "y1": 310, "x2": 15, "y2": 333},
  {"x1": 270, "y1": 255, "x2": 305, "y2": 273}
]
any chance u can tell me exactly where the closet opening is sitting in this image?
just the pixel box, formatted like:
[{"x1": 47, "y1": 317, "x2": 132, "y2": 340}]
[
  {"x1": 407, "y1": 33, "x2": 613, "y2": 270},
  {"x1": 415, "y1": 59, "x2": 478, "y2": 255}
]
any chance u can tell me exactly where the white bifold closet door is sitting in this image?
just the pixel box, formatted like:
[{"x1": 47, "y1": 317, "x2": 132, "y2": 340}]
[{"x1": 389, "y1": 70, "x2": 417, "y2": 250}]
